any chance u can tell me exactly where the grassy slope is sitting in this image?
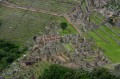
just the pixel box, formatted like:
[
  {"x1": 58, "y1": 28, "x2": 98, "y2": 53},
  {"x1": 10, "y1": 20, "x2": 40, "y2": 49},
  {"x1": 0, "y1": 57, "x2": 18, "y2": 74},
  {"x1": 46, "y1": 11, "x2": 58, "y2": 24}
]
[
  {"x1": 89, "y1": 12, "x2": 120, "y2": 63},
  {"x1": 33, "y1": 61, "x2": 51, "y2": 78},
  {"x1": 8, "y1": 0, "x2": 78, "y2": 13},
  {"x1": 0, "y1": 6, "x2": 57, "y2": 45}
]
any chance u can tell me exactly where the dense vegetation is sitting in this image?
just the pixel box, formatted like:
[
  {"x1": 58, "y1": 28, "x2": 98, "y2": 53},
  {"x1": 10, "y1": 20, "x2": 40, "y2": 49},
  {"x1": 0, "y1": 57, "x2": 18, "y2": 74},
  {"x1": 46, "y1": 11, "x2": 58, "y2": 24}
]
[
  {"x1": 39, "y1": 64, "x2": 119, "y2": 79},
  {"x1": 0, "y1": 40, "x2": 26, "y2": 71},
  {"x1": 60, "y1": 22, "x2": 68, "y2": 31}
]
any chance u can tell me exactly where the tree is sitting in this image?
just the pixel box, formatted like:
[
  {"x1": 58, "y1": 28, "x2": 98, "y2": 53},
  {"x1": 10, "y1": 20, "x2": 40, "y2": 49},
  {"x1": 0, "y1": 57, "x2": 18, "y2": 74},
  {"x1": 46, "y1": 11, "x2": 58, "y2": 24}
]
[
  {"x1": 39, "y1": 65, "x2": 89, "y2": 79},
  {"x1": 90, "y1": 68, "x2": 118, "y2": 79},
  {"x1": 60, "y1": 22, "x2": 67, "y2": 31},
  {"x1": 0, "y1": 20, "x2": 1, "y2": 27}
]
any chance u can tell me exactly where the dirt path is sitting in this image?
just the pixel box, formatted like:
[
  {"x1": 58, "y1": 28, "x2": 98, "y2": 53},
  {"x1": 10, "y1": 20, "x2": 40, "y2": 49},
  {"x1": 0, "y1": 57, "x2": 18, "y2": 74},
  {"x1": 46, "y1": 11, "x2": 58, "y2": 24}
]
[
  {"x1": 1, "y1": 1, "x2": 62, "y2": 16},
  {"x1": 64, "y1": 14, "x2": 82, "y2": 35}
]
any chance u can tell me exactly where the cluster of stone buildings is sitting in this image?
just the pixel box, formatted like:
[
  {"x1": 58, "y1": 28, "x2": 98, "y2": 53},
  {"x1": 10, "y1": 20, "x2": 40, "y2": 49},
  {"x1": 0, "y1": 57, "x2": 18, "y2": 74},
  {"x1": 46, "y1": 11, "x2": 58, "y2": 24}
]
[
  {"x1": 66, "y1": 4, "x2": 84, "y2": 25},
  {"x1": 19, "y1": 32, "x2": 108, "y2": 70},
  {"x1": 1, "y1": 25, "x2": 109, "y2": 78},
  {"x1": 66, "y1": 0, "x2": 120, "y2": 27},
  {"x1": 89, "y1": 0, "x2": 120, "y2": 27},
  {"x1": 87, "y1": 0, "x2": 109, "y2": 8}
]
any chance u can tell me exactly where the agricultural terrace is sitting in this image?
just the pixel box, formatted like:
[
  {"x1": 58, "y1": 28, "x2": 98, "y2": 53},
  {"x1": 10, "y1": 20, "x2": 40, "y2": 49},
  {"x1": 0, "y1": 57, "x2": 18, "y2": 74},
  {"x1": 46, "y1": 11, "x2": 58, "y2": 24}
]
[
  {"x1": 88, "y1": 12, "x2": 120, "y2": 63},
  {"x1": 80, "y1": 0, "x2": 87, "y2": 14},
  {"x1": 0, "y1": 6, "x2": 57, "y2": 45},
  {"x1": 7, "y1": 0, "x2": 78, "y2": 14}
]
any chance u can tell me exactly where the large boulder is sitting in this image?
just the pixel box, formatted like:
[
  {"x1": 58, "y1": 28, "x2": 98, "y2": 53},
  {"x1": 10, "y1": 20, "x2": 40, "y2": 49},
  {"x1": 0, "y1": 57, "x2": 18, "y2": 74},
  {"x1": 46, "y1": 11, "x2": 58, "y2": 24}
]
[{"x1": 114, "y1": 17, "x2": 120, "y2": 27}]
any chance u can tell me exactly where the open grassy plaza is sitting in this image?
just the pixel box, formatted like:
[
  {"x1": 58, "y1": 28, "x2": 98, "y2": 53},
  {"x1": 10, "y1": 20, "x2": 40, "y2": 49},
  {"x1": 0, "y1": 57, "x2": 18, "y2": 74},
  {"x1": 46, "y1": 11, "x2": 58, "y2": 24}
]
[{"x1": 57, "y1": 17, "x2": 78, "y2": 36}]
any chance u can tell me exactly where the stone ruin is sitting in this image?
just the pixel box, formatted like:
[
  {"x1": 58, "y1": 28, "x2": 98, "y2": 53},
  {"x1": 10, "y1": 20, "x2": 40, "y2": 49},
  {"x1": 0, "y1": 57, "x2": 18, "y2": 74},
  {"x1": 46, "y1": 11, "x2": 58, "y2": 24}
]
[
  {"x1": 1, "y1": 4, "x2": 111, "y2": 77},
  {"x1": 1, "y1": 18, "x2": 110, "y2": 78},
  {"x1": 66, "y1": 0, "x2": 119, "y2": 28},
  {"x1": 19, "y1": 32, "x2": 109, "y2": 71},
  {"x1": 66, "y1": 4, "x2": 83, "y2": 24},
  {"x1": 87, "y1": 0, "x2": 109, "y2": 8},
  {"x1": 1, "y1": 31, "x2": 109, "y2": 79}
]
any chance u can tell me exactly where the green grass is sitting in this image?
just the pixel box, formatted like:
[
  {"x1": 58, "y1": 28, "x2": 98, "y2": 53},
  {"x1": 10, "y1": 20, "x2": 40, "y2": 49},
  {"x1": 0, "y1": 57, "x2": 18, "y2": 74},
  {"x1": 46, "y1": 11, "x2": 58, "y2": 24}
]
[
  {"x1": 90, "y1": 13, "x2": 120, "y2": 42},
  {"x1": 88, "y1": 13, "x2": 120, "y2": 63},
  {"x1": 90, "y1": 13, "x2": 103, "y2": 24},
  {"x1": 80, "y1": 0, "x2": 87, "y2": 14},
  {"x1": 57, "y1": 17, "x2": 78, "y2": 36},
  {"x1": 112, "y1": 27, "x2": 120, "y2": 34},
  {"x1": 89, "y1": 31, "x2": 120, "y2": 63},
  {"x1": 92, "y1": 11, "x2": 106, "y2": 20},
  {"x1": 8, "y1": 0, "x2": 78, "y2": 14},
  {"x1": 64, "y1": 43, "x2": 74, "y2": 52},
  {"x1": 0, "y1": 6, "x2": 57, "y2": 45},
  {"x1": 34, "y1": 61, "x2": 51, "y2": 78}
]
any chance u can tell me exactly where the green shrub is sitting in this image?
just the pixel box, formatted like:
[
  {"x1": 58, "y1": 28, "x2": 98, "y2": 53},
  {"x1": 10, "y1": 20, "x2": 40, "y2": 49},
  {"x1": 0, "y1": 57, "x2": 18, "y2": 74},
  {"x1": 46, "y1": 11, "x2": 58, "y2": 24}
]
[{"x1": 60, "y1": 22, "x2": 68, "y2": 31}]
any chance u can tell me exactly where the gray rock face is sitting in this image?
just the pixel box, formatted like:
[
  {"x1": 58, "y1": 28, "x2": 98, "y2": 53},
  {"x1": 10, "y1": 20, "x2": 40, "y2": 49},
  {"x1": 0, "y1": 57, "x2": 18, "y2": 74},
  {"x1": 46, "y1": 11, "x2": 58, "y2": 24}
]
[
  {"x1": 115, "y1": 64, "x2": 120, "y2": 72},
  {"x1": 0, "y1": 76, "x2": 5, "y2": 79},
  {"x1": 115, "y1": 18, "x2": 120, "y2": 27},
  {"x1": 0, "y1": 0, "x2": 2, "y2": 2}
]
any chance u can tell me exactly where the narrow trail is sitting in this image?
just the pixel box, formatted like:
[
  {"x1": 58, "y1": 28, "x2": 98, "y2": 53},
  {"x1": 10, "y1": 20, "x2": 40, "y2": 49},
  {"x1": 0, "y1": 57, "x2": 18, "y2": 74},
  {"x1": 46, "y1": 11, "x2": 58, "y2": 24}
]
[{"x1": 1, "y1": 0, "x2": 62, "y2": 16}]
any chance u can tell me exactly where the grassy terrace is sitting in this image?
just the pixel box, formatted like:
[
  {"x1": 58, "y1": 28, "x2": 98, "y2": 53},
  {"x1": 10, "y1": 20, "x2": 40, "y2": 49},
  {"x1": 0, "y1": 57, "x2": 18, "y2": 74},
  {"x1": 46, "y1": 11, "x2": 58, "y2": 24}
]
[
  {"x1": 80, "y1": 0, "x2": 87, "y2": 14},
  {"x1": 8, "y1": 0, "x2": 78, "y2": 14},
  {"x1": 92, "y1": 11, "x2": 106, "y2": 20},
  {"x1": 58, "y1": 17, "x2": 78, "y2": 36},
  {"x1": 88, "y1": 12, "x2": 120, "y2": 63},
  {"x1": 0, "y1": 6, "x2": 57, "y2": 45}
]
